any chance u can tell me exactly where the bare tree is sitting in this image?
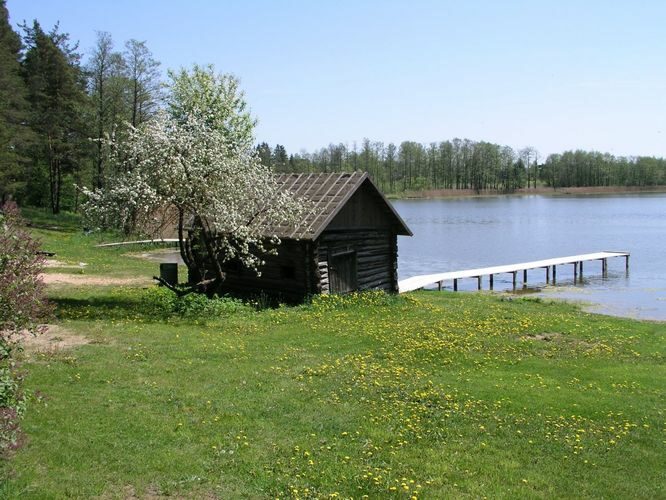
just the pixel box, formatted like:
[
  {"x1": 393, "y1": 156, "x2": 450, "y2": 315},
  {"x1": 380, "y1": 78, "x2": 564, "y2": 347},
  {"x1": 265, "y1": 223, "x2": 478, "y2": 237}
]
[
  {"x1": 86, "y1": 31, "x2": 126, "y2": 188},
  {"x1": 123, "y1": 39, "x2": 161, "y2": 127}
]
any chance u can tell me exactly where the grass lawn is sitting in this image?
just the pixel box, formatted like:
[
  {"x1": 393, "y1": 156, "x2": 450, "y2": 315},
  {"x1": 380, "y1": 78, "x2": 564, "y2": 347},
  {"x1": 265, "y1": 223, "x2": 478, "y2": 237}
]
[{"x1": 1, "y1": 213, "x2": 665, "y2": 498}]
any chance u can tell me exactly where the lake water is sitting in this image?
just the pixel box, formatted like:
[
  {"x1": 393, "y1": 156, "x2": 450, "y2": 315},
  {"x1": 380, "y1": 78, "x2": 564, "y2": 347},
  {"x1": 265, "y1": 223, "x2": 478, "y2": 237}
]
[{"x1": 393, "y1": 194, "x2": 666, "y2": 321}]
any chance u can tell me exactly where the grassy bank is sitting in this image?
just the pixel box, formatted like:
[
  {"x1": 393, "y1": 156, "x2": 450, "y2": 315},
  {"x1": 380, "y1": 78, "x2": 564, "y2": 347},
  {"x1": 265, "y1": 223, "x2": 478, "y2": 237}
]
[
  {"x1": 2, "y1": 216, "x2": 665, "y2": 498},
  {"x1": 387, "y1": 185, "x2": 666, "y2": 200}
]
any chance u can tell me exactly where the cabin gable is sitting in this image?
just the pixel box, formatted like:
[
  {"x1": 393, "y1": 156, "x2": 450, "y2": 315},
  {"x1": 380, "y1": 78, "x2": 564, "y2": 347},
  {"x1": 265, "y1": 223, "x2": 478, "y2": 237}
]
[{"x1": 326, "y1": 180, "x2": 401, "y2": 231}]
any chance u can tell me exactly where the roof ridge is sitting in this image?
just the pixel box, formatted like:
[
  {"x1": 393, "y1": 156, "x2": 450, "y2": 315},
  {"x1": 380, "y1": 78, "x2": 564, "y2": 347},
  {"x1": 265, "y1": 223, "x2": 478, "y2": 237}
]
[{"x1": 250, "y1": 171, "x2": 410, "y2": 240}]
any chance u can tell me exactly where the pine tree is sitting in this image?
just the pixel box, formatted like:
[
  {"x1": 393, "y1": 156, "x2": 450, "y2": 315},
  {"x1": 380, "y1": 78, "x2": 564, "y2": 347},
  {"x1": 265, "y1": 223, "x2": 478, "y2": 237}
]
[
  {"x1": 256, "y1": 142, "x2": 273, "y2": 167},
  {"x1": 22, "y1": 21, "x2": 89, "y2": 213},
  {"x1": 0, "y1": 0, "x2": 30, "y2": 204},
  {"x1": 272, "y1": 144, "x2": 288, "y2": 171}
]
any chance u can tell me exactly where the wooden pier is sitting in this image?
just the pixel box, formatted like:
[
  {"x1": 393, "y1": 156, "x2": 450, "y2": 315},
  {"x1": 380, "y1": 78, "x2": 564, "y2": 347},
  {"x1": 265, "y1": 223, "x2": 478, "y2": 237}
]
[
  {"x1": 95, "y1": 239, "x2": 179, "y2": 248},
  {"x1": 398, "y1": 251, "x2": 630, "y2": 293}
]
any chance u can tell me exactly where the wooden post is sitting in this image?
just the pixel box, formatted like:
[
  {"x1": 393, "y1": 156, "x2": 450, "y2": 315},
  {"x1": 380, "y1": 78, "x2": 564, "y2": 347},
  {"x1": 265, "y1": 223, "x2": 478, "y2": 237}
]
[
  {"x1": 545, "y1": 266, "x2": 550, "y2": 283},
  {"x1": 573, "y1": 262, "x2": 578, "y2": 282},
  {"x1": 489, "y1": 274, "x2": 494, "y2": 290},
  {"x1": 603, "y1": 258, "x2": 608, "y2": 276},
  {"x1": 523, "y1": 269, "x2": 528, "y2": 284},
  {"x1": 477, "y1": 276, "x2": 482, "y2": 290},
  {"x1": 625, "y1": 254, "x2": 630, "y2": 271},
  {"x1": 579, "y1": 261, "x2": 583, "y2": 275},
  {"x1": 512, "y1": 272, "x2": 517, "y2": 290},
  {"x1": 437, "y1": 280, "x2": 442, "y2": 291},
  {"x1": 552, "y1": 265, "x2": 557, "y2": 283},
  {"x1": 453, "y1": 279, "x2": 458, "y2": 291}
]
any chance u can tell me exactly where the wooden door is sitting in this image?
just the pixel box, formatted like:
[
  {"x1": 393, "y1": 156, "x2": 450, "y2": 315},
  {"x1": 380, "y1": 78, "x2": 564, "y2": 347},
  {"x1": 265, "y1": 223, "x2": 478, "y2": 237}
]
[{"x1": 329, "y1": 251, "x2": 357, "y2": 294}]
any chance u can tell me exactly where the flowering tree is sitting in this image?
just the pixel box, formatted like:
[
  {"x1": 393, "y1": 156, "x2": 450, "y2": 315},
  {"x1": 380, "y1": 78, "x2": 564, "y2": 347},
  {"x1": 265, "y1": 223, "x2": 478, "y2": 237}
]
[
  {"x1": 81, "y1": 66, "x2": 306, "y2": 294},
  {"x1": 0, "y1": 202, "x2": 51, "y2": 452},
  {"x1": 166, "y1": 64, "x2": 256, "y2": 149}
]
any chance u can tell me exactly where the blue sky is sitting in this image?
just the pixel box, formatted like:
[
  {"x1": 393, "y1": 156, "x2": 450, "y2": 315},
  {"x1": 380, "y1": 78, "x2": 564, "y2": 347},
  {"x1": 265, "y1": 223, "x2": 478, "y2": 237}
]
[{"x1": 7, "y1": 0, "x2": 666, "y2": 158}]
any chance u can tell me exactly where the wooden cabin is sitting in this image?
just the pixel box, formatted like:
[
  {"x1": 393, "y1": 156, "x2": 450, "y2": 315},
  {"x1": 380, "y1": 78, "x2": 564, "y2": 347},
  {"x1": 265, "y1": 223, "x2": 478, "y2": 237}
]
[{"x1": 193, "y1": 172, "x2": 412, "y2": 301}]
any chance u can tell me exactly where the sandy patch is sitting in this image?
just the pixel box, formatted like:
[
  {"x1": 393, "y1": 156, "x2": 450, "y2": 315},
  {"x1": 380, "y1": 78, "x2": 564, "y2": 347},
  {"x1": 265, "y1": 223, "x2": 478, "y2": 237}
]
[
  {"x1": 520, "y1": 331, "x2": 596, "y2": 348},
  {"x1": 126, "y1": 248, "x2": 183, "y2": 264},
  {"x1": 45, "y1": 259, "x2": 83, "y2": 269},
  {"x1": 20, "y1": 324, "x2": 90, "y2": 353},
  {"x1": 41, "y1": 273, "x2": 152, "y2": 286}
]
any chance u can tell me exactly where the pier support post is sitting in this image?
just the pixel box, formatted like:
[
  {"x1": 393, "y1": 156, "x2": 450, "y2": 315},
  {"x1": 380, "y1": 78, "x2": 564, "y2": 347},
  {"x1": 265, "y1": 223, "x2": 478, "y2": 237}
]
[
  {"x1": 453, "y1": 279, "x2": 458, "y2": 292},
  {"x1": 437, "y1": 281, "x2": 442, "y2": 291},
  {"x1": 625, "y1": 255, "x2": 630, "y2": 271},
  {"x1": 512, "y1": 272, "x2": 517, "y2": 290},
  {"x1": 552, "y1": 265, "x2": 557, "y2": 283},
  {"x1": 477, "y1": 276, "x2": 482, "y2": 290},
  {"x1": 545, "y1": 266, "x2": 550, "y2": 283},
  {"x1": 523, "y1": 269, "x2": 528, "y2": 285},
  {"x1": 579, "y1": 261, "x2": 583, "y2": 275},
  {"x1": 602, "y1": 258, "x2": 608, "y2": 276},
  {"x1": 489, "y1": 274, "x2": 494, "y2": 290},
  {"x1": 573, "y1": 263, "x2": 578, "y2": 282}
]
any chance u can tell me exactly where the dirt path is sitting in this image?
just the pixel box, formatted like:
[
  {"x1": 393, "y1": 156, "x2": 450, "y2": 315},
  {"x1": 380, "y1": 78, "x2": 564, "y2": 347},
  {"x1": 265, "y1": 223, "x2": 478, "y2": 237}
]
[
  {"x1": 20, "y1": 324, "x2": 90, "y2": 353},
  {"x1": 41, "y1": 273, "x2": 152, "y2": 286}
]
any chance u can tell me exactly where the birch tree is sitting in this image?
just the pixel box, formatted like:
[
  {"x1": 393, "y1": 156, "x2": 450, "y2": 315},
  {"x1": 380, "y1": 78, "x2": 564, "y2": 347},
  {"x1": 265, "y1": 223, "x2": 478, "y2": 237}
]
[
  {"x1": 86, "y1": 31, "x2": 126, "y2": 189},
  {"x1": 124, "y1": 39, "x2": 161, "y2": 128}
]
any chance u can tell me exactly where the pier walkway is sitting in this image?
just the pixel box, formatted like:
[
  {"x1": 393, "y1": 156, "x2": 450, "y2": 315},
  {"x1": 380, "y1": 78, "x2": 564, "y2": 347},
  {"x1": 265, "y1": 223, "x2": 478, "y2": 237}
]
[
  {"x1": 95, "y1": 239, "x2": 179, "y2": 248},
  {"x1": 398, "y1": 251, "x2": 630, "y2": 293}
]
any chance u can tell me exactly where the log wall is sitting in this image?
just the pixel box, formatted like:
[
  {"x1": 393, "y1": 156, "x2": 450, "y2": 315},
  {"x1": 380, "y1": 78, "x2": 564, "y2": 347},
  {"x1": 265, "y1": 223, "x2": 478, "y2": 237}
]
[
  {"x1": 195, "y1": 229, "x2": 399, "y2": 300},
  {"x1": 318, "y1": 229, "x2": 398, "y2": 294},
  {"x1": 217, "y1": 239, "x2": 313, "y2": 301}
]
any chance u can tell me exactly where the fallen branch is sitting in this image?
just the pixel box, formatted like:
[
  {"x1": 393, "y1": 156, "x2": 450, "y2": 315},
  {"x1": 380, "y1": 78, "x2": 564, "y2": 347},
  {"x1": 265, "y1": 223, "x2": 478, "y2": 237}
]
[{"x1": 152, "y1": 276, "x2": 218, "y2": 297}]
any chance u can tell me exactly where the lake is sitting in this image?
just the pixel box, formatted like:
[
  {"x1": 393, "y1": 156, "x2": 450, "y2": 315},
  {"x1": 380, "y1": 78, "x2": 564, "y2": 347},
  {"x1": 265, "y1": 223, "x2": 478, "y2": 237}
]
[{"x1": 393, "y1": 193, "x2": 666, "y2": 321}]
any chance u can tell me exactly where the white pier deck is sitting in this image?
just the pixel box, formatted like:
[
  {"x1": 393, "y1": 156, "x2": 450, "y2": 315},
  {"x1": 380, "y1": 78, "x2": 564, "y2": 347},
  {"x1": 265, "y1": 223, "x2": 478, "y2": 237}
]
[
  {"x1": 398, "y1": 251, "x2": 630, "y2": 293},
  {"x1": 95, "y1": 239, "x2": 180, "y2": 248}
]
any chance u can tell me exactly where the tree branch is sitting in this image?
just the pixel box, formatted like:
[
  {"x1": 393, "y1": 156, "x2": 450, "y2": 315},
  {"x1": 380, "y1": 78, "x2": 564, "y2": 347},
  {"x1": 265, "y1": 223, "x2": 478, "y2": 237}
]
[{"x1": 152, "y1": 276, "x2": 218, "y2": 296}]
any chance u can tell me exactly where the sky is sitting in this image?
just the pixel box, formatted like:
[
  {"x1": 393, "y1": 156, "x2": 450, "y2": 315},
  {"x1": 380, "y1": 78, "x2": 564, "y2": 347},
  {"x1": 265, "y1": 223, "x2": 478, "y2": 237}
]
[{"x1": 7, "y1": 0, "x2": 666, "y2": 158}]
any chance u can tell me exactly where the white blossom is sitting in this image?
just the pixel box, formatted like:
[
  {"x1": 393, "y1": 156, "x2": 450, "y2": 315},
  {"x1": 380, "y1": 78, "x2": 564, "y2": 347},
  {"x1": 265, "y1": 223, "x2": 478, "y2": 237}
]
[{"x1": 81, "y1": 67, "x2": 306, "y2": 289}]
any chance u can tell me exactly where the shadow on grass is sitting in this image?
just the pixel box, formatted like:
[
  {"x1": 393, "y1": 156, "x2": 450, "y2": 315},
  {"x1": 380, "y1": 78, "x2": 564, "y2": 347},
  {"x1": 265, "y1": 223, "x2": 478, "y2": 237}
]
[
  {"x1": 21, "y1": 207, "x2": 82, "y2": 232},
  {"x1": 52, "y1": 287, "x2": 254, "y2": 322},
  {"x1": 52, "y1": 295, "x2": 163, "y2": 321}
]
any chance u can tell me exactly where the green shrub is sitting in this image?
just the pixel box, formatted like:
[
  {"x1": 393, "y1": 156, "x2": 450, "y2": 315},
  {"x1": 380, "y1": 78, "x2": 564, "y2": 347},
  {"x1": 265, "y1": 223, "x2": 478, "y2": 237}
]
[
  {"x1": 0, "y1": 203, "x2": 51, "y2": 455},
  {"x1": 141, "y1": 287, "x2": 250, "y2": 319}
]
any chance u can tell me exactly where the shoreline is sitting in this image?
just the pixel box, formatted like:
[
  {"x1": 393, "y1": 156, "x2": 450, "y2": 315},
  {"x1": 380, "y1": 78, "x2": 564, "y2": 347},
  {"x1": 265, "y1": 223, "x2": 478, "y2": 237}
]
[{"x1": 387, "y1": 185, "x2": 666, "y2": 200}]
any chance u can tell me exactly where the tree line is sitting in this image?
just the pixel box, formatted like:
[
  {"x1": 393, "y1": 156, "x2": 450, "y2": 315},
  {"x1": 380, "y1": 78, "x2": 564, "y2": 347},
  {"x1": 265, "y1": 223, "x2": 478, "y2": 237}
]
[
  {"x1": 257, "y1": 140, "x2": 541, "y2": 193},
  {"x1": 258, "y1": 140, "x2": 666, "y2": 194}
]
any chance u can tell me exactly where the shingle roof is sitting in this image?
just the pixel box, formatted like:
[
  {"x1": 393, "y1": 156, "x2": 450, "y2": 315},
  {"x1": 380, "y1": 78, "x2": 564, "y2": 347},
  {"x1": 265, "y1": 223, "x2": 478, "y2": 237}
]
[
  {"x1": 186, "y1": 172, "x2": 412, "y2": 240},
  {"x1": 271, "y1": 172, "x2": 412, "y2": 240}
]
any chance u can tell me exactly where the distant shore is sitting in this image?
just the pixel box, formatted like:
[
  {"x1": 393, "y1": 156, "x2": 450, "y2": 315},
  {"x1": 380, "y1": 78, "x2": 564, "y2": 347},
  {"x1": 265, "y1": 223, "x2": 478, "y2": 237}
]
[{"x1": 387, "y1": 185, "x2": 666, "y2": 200}]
